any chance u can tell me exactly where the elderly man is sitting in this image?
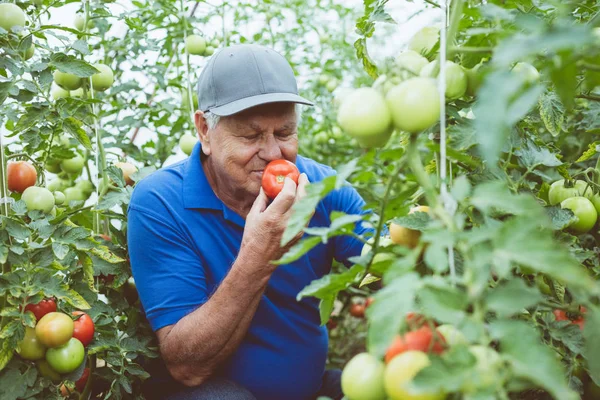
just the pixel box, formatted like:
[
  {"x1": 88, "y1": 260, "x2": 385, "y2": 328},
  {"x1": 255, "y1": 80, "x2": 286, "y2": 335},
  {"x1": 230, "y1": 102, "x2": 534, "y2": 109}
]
[{"x1": 128, "y1": 44, "x2": 368, "y2": 400}]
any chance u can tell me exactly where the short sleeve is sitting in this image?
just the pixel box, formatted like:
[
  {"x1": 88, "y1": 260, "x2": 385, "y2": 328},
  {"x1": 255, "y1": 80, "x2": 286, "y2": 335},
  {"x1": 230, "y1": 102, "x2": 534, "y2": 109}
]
[
  {"x1": 127, "y1": 205, "x2": 208, "y2": 331},
  {"x1": 327, "y1": 184, "x2": 373, "y2": 266}
]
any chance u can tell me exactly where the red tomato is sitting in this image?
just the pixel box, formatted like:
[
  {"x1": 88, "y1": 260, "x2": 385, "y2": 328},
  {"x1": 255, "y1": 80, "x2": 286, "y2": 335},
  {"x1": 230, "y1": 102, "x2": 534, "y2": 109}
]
[
  {"x1": 327, "y1": 318, "x2": 338, "y2": 330},
  {"x1": 349, "y1": 303, "x2": 366, "y2": 318},
  {"x1": 553, "y1": 309, "x2": 569, "y2": 321},
  {"x1": 75, "y1": 367, "x2": 90, "y2": 392},
  {"x1": 365, "y1": 297, "x2": 375, "y2": 308},
  {"x1": 261, "y1": 160, "x2": 300, "y2": 199},
  {"x1": 72, "y1": 311, "x2": 94, "y2": 347},
  {"x1": 24, "y1": 298, "x2": 57, "y2": 321},
  {"x1": 385, "y1": 326, "x2": 446, "y2": 363},
  {"x1": 7, "y1": 161, "x2": 37, "y2": 193}
]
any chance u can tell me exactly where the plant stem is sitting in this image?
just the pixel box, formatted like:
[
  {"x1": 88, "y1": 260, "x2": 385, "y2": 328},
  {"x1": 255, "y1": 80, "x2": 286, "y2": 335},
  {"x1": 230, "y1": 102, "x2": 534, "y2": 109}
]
[
  {"x1": 449, "y1": 46, "x2": 494, "y2": 54},
  {"x1": 576, "y1": 93, "x2": 600, "y2": 101},
  {"x1": 423, "y1": 0, "x2": 441, "y2": 8}
]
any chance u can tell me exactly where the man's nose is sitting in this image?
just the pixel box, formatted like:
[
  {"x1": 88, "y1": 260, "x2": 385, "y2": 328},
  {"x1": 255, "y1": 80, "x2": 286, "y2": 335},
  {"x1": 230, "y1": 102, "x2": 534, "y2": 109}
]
[{"x1": 259, "y1": 134, "x2": 283, "y2": 161}]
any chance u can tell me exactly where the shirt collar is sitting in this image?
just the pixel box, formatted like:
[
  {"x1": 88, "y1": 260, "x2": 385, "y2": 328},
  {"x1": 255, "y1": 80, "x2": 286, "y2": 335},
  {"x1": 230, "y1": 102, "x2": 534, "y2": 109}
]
[{"x1": 182, "y1": 142, "x2": 246, "y2": 227}]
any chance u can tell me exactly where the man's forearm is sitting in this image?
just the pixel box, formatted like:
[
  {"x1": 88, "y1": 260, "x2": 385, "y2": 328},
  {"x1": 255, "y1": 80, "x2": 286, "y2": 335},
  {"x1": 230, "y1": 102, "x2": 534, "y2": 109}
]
[{"x1": 160, "y1": 250, "x2": 273, "y2": 385}]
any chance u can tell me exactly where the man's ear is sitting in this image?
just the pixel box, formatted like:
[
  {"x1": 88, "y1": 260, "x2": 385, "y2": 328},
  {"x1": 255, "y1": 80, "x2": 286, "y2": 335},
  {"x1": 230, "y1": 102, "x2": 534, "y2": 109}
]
[{"x1": 194, "y1": 110, "x2": 211, "y2": 156}]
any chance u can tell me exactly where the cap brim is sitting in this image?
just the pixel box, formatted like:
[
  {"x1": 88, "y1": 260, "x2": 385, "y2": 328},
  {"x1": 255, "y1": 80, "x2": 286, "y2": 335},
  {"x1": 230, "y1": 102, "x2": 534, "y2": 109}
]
[{"x1": 208, "y1": 93, "x2": 314, "y2": 116}]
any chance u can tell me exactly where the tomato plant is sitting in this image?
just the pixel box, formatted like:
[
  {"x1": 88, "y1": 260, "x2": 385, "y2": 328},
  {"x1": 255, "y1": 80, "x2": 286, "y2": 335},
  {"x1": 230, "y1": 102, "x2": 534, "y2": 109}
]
[{"x1": 261, "y1": 159, "x2": 300, "y2": 199}]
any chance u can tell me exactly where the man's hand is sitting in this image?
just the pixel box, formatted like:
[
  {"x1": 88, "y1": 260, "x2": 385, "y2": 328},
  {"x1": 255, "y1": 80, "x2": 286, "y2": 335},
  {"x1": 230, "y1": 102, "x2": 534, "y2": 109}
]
[{"x1": 241, "y1": 172, "x2": 310, "y2": 269}]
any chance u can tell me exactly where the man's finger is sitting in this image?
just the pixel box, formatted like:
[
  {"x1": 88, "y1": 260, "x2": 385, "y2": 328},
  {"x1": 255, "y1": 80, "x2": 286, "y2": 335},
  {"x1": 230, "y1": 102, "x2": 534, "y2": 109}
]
[
  {"x1": 249, "y1": 187, "x2": 268, "y2": 216},
  {"x1": 268, "y1": 177, "x2": 297, "y2": 215},
  {"x1": 296, "y1": 173, "x2": 309, "y2": 201}
]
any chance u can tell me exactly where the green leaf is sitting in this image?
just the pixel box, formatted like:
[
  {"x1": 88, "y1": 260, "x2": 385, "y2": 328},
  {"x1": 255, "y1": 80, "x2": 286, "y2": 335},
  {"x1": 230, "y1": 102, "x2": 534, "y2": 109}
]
[
  {"x1": 0, "y1": 367, "x2": 29, "y2": 399},
  {"x1": 550, "y1": 53, "x2": 577, "y2": 110},
  {"x1": 0, "y1": 339, "x2": 14, "y2": 372},
  {"x1": 0, "y1": 80, "x2": 14, "y2": 106},
  {"x1": 52, "y1": 242, "x2": 69, "y2": 260},
  {"x1": 354, "y1": 38, "x2": 378, "y2": 79},
  {"x1": 575, "y1": 141, "x2": 599, "y2": 163},
  {"x1": 419, "y1": 279, "x2": 468, "y2": 323},
  {"x1": 297, "y1": 264, "x2": 364, "y2": 301},
  {"x1": 274, "y1": 236, "x2": 322, "y2": 265},
  {"x1": 63, "y1": 117, "x2": 92, "y2": 150},
  {"x1": 545, "y1": 206, "x2": 576, "y2": 231},
  {"x1": 390, "y1": 211, "x2": 430, "y2": 230},
  {"x1": 471, "y1": 181, "x2": 545, "y2": 219},
  {"x1": 583, "y1": 306, "x2": 600, "y2": 386},
  {"x1": 367, "y1": 273, "x2": 420, "y2": 357},
  {"x1": 319, "y1": 296, "x2": 335, "y2": 326},
  {"x1": 14, "y1": 107, "x2": 51, "y2": 133},
  {"x1": 412, "y1": 346, "x2": 477, "y2": 393},
  {"x1": 489, "y1": 320, "x2": 578, "y2": 400},
  {"x1": 49, "y1": 53, "x2": 99, "y2": 77},
  {"x1": 492, "y1": 217, "x2": 595, "y2": 290},
  {"x1": 514, "y1": 139, "x2": 562, "y2": 169},
  {"x1": 484, "y1": 279, "x2": 543, "y2": 317}
]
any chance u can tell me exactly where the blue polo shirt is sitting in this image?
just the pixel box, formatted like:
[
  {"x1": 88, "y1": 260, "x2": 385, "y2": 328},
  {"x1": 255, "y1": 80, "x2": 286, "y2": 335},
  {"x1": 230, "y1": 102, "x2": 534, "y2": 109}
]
[{"x1": 127, "y1": 142, "x2": 368, "y2": 400}]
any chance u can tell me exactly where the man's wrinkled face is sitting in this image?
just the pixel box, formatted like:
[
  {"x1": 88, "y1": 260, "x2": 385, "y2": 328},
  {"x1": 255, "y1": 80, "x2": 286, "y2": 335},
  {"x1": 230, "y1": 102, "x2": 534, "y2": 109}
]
[{"x1": 201, "y1": 103, "x2": 298, "y2": 197}]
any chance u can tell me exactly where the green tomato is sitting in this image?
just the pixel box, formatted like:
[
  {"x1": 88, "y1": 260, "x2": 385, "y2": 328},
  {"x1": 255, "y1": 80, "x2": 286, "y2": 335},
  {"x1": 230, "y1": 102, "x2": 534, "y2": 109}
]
[
  {"x1": 186, "y1": 35, "x2": 207, "y2": 55},
  {"x1": 53, "y1": 71, "x2": 82, "y2": 91},
  {"x1": 0, "y1": 3, "x2": 26, "y2": 32},
  {"x1": 45, "y1": 338, "x2": 85, "y2": 374},
  {"x1": 337, "y1": 88, "x2": 392, "y2": 148},
  {"x1": 18, "y1": 327, "x2": 46, "y2": 360},
  {"x1": 548, "y1": 180, "x2": 589, "y2": 205},
  {"x1": 211, "y1": 38, "x2": 220, "y2": 47},
  {"x1": 561, "y1": 196, "x2": 598, "y2": 233},
  {"x1": 204, "y1": 46, "x2": 215, "y2": 56},
  {"x1": 464, "y1": 63, "x2": 484, "y2": 97},
  {"x1": 53, "y1": 191, "x2": 65, "y2": 205},
  {"x1": 37, "y1": 359, "x2": 61, "y2": 382},
  {"x1": 313, "y1": 131, "x2": 329, "y2": 145},
  {"x1": 420, "y1": 61, "x2": 467, "y2": 100},
  {"x1": 63, "y1": 187, "x2": 87, "y2": 203},
  {"x1": 60, "y1": 155, "x2": 85, "y2": 174},
  {"x1": 361, "y1": 236, "x2": 395, "y2": 265},
  {"x1": 24, "y1": 44, "x2": 35, "y2": 60},
  {"x1": 45, "y1": 159, "x2": 62, "y2": 174},
  {"x1": 435, "y1": 325, "x2": 467, "y2": 347},
  {"x1": 341, "y1": 353, "x2": 387, "y2": 400},
  {"x1": 318, "y1": 75, "x2": 330, "y2": 85},
  {"x1": 50, "y1": 84, "x2": 70, "y2": 100},
  {"x1": 386, "y1": 77, "x2": 440, "y2": 133},
  {"x1": 74, "y1": 180, "x2": 95, "y2": 196},
  {"x1": 47, "y1": 178, "x2": 70, "y2": 192},
  {"x1": 326, "y1": 79, "x2": 338, "y2": 93},
  {"x1": 70, "y1": 87, "x2": 86, "y2": 98},
  {"x1": 395, "y1": 50, "x2": 429, "y2": 79},
  {"x1": 179, "y1": 134, "x2": 198, "y2": 156},
  {"x1": 512, "y1": 62, "x2": 540, "y2": 84},
  {"x1": 384, "y1": 351, "x2": 445, "y2": 400},
  {"x1": 408, "y1": 26, "x2": 439, "y2": 58},
  {"x1": 462, "y1": 346, "x2": 501, "y2": 393},
  {"x1": 74, "y1": 14, "x2": 85, "y2": 31},
  {"x1": 22, "y1": 186, "x2": 55, "y2": 213},
  {"x1": 91, "y1": 64, "x2": 114, "y2": 91},
  {"x1": 331, "y1": 126, "x2": 343, "y2": 139}
]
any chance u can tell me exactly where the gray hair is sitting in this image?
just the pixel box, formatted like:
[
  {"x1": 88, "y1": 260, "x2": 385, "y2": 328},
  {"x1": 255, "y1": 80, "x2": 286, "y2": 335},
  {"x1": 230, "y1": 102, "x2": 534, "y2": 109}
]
[{"x1": 204, "y1": 104, "x2": 303, "y2": 130}]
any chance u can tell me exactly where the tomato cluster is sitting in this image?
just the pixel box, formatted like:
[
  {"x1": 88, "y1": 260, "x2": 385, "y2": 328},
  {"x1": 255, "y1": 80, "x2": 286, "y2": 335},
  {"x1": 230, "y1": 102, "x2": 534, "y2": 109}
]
[
  {"x1": 553, "y1": 306, "x2": 587, "y2": 330},
  {"x1": 18, "y1": 299, "x2": 94, "y2": 393},
  {"x1": 548, "y1": 179, "x2": 599, "y2": 234}
]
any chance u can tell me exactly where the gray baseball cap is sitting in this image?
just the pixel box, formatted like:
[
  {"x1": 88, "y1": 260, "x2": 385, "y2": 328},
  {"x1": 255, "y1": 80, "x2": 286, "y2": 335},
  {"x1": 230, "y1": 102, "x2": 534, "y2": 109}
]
[{"x1": 196, "y1": 44, "x2": 313, "y2": 116}]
